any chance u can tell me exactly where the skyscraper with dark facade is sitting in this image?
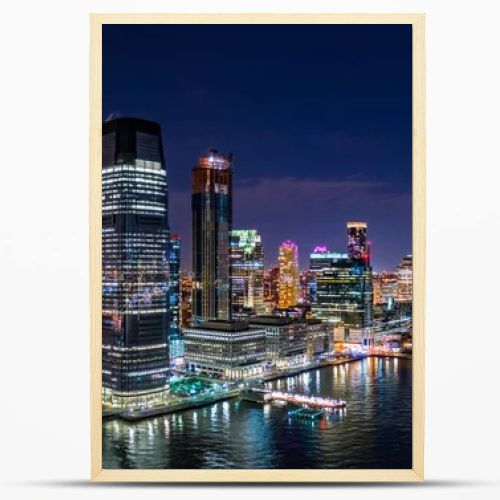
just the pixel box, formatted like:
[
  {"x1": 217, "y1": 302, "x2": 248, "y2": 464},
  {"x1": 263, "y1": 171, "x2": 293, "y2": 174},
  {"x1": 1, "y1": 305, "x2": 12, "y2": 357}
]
[
  {"x1": 102, "y1": 117, "x2": 170, "y2": 408},
  {"x1": 192, "y1": 149, "x2": 232, "y2": 323},
  {"x1": 347, "y1": 221, "x2": 370, "y2": 263}
]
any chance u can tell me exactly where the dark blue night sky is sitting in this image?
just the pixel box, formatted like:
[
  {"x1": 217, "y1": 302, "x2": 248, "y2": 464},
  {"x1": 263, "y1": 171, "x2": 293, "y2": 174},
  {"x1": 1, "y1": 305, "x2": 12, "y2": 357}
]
[{"x1": 103, "y1": 24, "x2": 412, "y2": 272}]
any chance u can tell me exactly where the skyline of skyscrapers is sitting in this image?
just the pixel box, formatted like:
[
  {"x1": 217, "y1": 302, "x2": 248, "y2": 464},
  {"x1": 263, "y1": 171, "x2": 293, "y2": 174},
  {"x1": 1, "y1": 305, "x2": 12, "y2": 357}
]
[
  {"x1": 102, "y1": 117, "x2": 170, "y2": 408},
  {"x1": 192, "y1": 149, "x2": 233, "y2": 323},
  {"x1": 101, "y1": 115, "x2": 411, "y2": 408},
  {"x1": 99, "y1": 25, "x2": 414, "y2": 471}
]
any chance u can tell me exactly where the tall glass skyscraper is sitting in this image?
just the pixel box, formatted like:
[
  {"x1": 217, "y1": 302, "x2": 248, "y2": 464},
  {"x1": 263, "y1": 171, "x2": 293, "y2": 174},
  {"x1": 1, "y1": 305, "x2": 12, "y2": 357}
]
[
  {"x1": 312, "y1": 256, "x2": 374, "y2": 328},
  {"x1": 311, "y1": 225, "x2": 374, "y2": 331},
  {"x1": 168, "y1": 232, "x2": 184, "y2": 360},
  {"x1": 192, "y1": 149, "x2": 232, "y2": 323},
  {"x1": 168, "y1": 233, "x2": 181, "y2": 331},
  {"x1": 102, "y1": 117, "x2": 170, "y2": 409},
  {"x1": 278, "y1": 240, "x2": 299, "y2": 309},
  {"x1": 309, "y1": 247, "x2": 348, "y2": 303},
  {"x1": 230, "y1": 229, "x2": 265, "y2": 317}
]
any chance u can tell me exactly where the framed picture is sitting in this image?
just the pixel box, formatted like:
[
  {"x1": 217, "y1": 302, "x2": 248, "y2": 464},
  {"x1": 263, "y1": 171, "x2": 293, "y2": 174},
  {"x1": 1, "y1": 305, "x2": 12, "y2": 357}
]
[{"x1": 90, "y1": 13, "x2": 425, "y2": 482}]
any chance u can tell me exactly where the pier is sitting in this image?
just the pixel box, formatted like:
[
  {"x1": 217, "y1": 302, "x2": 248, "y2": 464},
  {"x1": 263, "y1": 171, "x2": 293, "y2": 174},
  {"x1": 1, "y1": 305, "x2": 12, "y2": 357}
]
[{"x1": 245, "y1": 388, "x2": 347, "y2": 409}]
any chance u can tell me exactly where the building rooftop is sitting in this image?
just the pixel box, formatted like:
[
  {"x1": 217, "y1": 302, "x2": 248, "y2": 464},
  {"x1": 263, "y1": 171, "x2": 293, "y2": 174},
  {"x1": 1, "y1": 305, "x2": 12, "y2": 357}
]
[
  {"x1": 347, "y1": 221, "x2": 367, "y2": 228},
  {"x1": 249, "y1": 315, "x2": 293, "y2": 326},
  {"x1": 195, "y1": 319, "x2": 250, "y2": 332}
]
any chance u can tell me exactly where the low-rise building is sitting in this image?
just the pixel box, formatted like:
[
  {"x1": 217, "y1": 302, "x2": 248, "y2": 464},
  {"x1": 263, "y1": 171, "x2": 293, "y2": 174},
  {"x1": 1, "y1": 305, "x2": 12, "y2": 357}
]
[
  {"x1": 305, "y1": 319, "x2": 330, "y2": 359},
  {"x1": 250, "y1": 316, "x2": 329, "y2": 367},
  {"x1": 183, "y1": 320, "x2": 266, "y2": 380},
  {"x1": 250, "y1": 316, "x2": 307, "y2": 367}
]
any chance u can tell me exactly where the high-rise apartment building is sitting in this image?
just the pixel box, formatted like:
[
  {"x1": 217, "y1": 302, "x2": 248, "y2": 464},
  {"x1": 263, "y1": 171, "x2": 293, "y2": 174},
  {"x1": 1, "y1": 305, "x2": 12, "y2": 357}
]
[
  {"x1": 230, "y1": 229, "x2": 265, "y2": 317},
  {"x1": 101, "y1": 117, "x2": 170, "y2": 408},
  {"x1": 396, "y1": 255, "x2": 413, "y2": 302},
  {"x1": 192, "y1": 149, "x2": 232, "y2": 323},
  {"x1": 347, "y1": 221, "x2": 370, "y2": 263},
  {"x1": 278, "y1": 240, "x2": 299, "y2": 309}
]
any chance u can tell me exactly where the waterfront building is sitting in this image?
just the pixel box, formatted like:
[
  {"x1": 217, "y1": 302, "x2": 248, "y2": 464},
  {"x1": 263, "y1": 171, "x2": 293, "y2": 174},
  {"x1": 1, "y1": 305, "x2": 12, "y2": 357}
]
[
  {"x1": 230, "y1": 229, "x2": 265, "y2": 317},
  {"x1": 347, "y1": 221, "x2": 370, "y2": 263},
  {"x1": 184, "y1": 320, "x2": 266, "y2": 379},
  {"x1": 180, "y1": 273, "x2": 193, "y2": 327},
  {"x1": 278, "y1": 240, "x2": 299, "y2": 308},
  {"x1": 312, "y1": 253, "x2": 373, "y2": 332},
  {"x1": 250, "y1": 316, "x2": 329, "y2": 367},
  {"x1": 250, "y1": 316, "x2": 307, "y2": 367},
  {"x1": 102, "y1": 117, "x2": 170, "y2": 408},
  {"x1": 192, "y1": 149, "x2": 232, "y2": 323},
  {"x1": 263, "y1": 266, "x2": 279, "y2": 313},
  {"x1": 396, "y1": 255, "x2": 413, "y2": 302},
  {"x1": 305, "y1": 319, "x2": 330, "y2": 359},
  {"x1": 309, "y1": 247, "x2": 348, "y2": 302}
]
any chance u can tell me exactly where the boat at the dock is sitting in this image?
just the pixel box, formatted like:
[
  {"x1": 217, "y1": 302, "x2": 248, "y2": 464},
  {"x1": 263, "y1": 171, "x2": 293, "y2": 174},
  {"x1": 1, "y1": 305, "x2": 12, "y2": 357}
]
[{"x1": 288, "y1": 407, "x2": 326, "y2": 420}]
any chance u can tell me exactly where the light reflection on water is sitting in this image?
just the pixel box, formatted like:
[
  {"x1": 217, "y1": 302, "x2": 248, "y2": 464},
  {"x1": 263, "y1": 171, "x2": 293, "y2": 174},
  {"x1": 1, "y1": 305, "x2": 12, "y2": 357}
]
[{"x1": 103, "y1": 357, "x2": 412, "y2": 469}]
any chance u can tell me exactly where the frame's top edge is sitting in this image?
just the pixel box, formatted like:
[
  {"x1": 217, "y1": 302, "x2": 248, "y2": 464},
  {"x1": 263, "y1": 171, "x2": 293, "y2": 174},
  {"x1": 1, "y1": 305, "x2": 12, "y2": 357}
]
[{"x1": 89, "y1": 12, "x2": 425, "y2": 25}]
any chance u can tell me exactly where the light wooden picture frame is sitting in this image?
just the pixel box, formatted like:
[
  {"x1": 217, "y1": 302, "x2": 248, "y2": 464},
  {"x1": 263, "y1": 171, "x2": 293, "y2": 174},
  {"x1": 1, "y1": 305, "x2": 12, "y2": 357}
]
[{"x1": 90, "y1": 13, "x2": 425, "y2": 482}]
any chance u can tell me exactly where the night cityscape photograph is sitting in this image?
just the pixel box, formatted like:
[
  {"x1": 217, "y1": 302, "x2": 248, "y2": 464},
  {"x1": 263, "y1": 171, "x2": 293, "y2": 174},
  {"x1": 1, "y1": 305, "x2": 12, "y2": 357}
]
[{"x1": 101, "y1": 23, "x2": 413, "y2": 470}]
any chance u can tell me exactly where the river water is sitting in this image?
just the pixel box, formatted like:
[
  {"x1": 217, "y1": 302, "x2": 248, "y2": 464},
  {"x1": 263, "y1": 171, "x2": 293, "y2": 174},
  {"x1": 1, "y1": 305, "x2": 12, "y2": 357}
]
[{"x1": 102, "y1": 357, "x2": 412, "y2": 469}]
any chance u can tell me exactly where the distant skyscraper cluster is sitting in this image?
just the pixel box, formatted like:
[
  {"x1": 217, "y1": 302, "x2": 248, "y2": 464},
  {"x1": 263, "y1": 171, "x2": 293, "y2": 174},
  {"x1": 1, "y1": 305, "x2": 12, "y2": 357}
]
[{"x1": 101, "y1": 116, "x2": 413, "y2": 408}]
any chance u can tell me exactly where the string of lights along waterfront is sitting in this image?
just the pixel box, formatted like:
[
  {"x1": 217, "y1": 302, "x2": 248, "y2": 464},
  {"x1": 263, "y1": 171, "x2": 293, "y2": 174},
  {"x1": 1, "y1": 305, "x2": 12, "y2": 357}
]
[{"x1": 101, "y1": 116, "x2": 413, "y2": 469}]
